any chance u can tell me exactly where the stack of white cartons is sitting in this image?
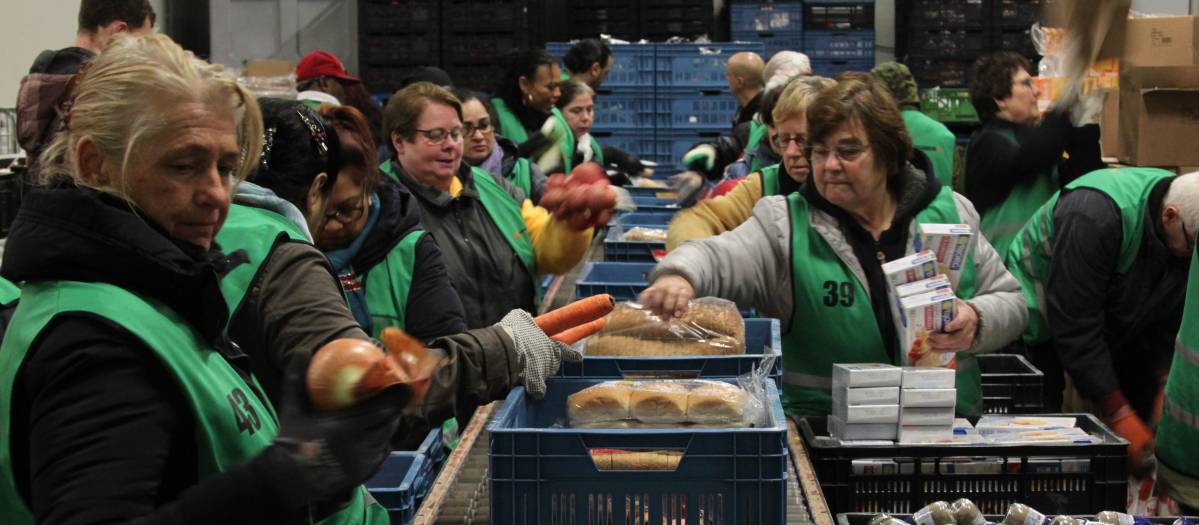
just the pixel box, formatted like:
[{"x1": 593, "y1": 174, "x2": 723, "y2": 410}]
[
  {"x1": 830, "y1": 363, "x2": 901, "y2": 441},
  {"x1": 898, "y1": 367, "x2": 957, "y2": 443}
]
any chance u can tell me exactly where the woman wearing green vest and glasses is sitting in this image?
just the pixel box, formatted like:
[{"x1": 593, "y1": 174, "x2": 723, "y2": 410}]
[
  {"x1": 491, "y1": 48, "x2": 576, "y2": 175},
  {"x1": 381, "y1": 82, "x2": 601, "y2": 329},
  {"x1": 667, "y1": 76, "x2": 834, "y2": 251},
  {"x1": 455, "y1": 89, "x2": 549, "y2": 205},
  {"x1": 642, "y1": 74, "x2": 1027, "y2": 417},
  {"x1": 0, "y1": 34, "x2": 403, "y2": 524}
]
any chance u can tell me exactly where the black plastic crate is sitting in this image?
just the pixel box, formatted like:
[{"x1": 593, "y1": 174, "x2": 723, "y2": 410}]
[
  {"x1": 363, "y1": 65, "x2": 426, "y2": 94},
  {"x1": 993, "y1": 0, "x2": 1043, "y2": 28},
  {"x1": 907, "y1": 56, "x2": 973, "y2": 88},
  {"x1": 978, "y1": 354, "x2": 1045, "y2": 415},
  {"x1": 442, "y1": 1, "x2": 528, "y2": 33},
  {"x1": 443, "y1": 33, "x2": 524, "y2": 64},
  {"x1": 640, "y1": 2, "x2": 715, "y2": 39},
  {"x1": 568, "y1": 6, "x2": 638, "y2": 40},
  {"x1": 804, "y1": 3, "x2": 875, "y2": 31},
  {"x1": 994, "y1": 28, "x2": 1039, "y2": 59},
  {"x1": 361, "y1": 35, "x2": 440, "y2": 65},
  {"x1": 360, "y1": 0, "x2": 440, "y2": 35},
  {"x1": 906, "y1": 28, "x2": 989, "y2": 58},
  {"x1": 797, "y1": 414, "x2": 1127, "y2": 516},
  {"x1": 442, "y1": 64, "x2": 504, "y2": 92},
  {"x1": 904, "y1": 0, "x2": 989, "y2": 28}
]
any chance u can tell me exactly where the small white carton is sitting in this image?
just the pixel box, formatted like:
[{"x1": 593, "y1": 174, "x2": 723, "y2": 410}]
[
  {"x1": 919, "y1": 224, "x2": 974, "y2": 288},
  {"x1": 894, "y1": 274, "x2": 952, "y2": 298},
  {"x1": 882, "y1": 250, "x2": 939, "y2": 288},
  {"x1": 900, "y1": 388, "x2": 957, "y2": 408},
  {"x1": 901, "y1": 367, "x2": 956, "y2": 389},
  {"x1": 829, "y1": 415, "x2": 898, "y2": 441},
  {"x1": 833, "y1": 403, "x2": 900, "y2": 424},
  {"x1": 898, "y1": 425, "x2": 955, "y2": 443},
  {"x1": 900, "y1": 406, "x2": 956, "y2": 426},
  {"x1": 832, "y1": 363, "x2": 902, "y2": 389},
  {"x1": 832, "y1": 386, "x2": 901, "y2": 407},
  {"x1": 900, "y1": 289, "x2": 957, "y2": 367}
]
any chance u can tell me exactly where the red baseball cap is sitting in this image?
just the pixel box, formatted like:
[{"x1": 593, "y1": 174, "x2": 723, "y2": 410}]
[{"x1": 296, "y1": 51, "x2": 359, "y2": 82}]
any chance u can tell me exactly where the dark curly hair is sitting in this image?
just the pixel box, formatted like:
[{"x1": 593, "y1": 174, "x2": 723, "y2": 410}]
[
  {"x1": 969, "y1": 52, "x2": 1032, "y2": 121},
  {"x1": 563, "y1": 38, "x2": 612, "y2": 76}
]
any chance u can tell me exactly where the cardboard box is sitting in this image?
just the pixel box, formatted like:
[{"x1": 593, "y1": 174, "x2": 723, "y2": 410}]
[
  {"x1": 832, "y1": 386, "x2": 901, "y2": 407},
  {"x1": 243, "y1": 59, "x2": 296, "y2": 77},
  {"x1": 1118, "y1": 65, "x2": 1199, "y2": 167},
  {"x1": 918, "y1": 224, "x2": 974, "y2": 287},
  {"x1": 901, "y1": 367, "x2": 956, "y2": 389},
  {"x1": 975, "y1": 415, "x2": 1077, "y2": 436},
  {"x1": 1101, "y1": 89, "x2": 1120, "y2": 159},
  {"x1": 829, "y1": 415, "x2": 898, "y2": 441},
  {"x1": 899, "y1": 406, "x2": 955, "y2": 426},
  {"x1": 898, "y1": 425, "x2": 954, "y2": 444},
  {"x1": 833, "y1": 403, "x2": 900, "y2": 424},
  {"x1": 900, "y1": 388, "x2": 957, "y2": 408},
  {"x1": 832, "y1": 363, "x2": 902, "y2": 389},
  {"x1": 882, "y1": 251, "x2": 938, "y2": 288},
  {"x1": 899, "y1": 289, "x2": 957, "y2": 367},
  {"x1": 1123, "y1": 16, "x2": 1199, "y2": 67},
  {"x1": 895, "y1": 275, "x2": 951, "y2": 299}
]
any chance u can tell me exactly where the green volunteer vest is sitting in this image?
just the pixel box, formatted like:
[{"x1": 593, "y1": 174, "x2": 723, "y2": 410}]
[
  {"x1": 507, "y1": 157, "x2": 534, "y2": 201},
  {"x1": 760, "y1": 164, "x2": 782, "y2": 197},
  {"x1": 0, "y1": 278, "x2": 18, "y2": 305},
  {"x1": 783, "y1": 187, "x2": 982, "y2": 416},
  {"x1": 361, "y1": 229, "x2": 423, "y2": 337},
  {"x1": 1157, "y1": 243, "x2": 1199, "y2": 478},
  {"x1": 0, "y1": 281, "x2": 385, "y2": 524},
  {"x1": 471, "y1": 167, "x2": 542, "y2": 300},
  {"x1": 215, "y1": 204, "x2": 310, "y2": 322},
  {"x1": 1006, "y1": 167, "x2": 1173, "y2": 345},
  {"x1": 380, "y1": 159, "x2": 399, "y2": 182},
  {"x1": 973, "y1": 127, "x2": 1059, "y2": 262},
  {"x1": 903, "y1": 109, "x2": 956, "y2": 187},
  {"x1": 491, "y1": 98, "x2": 576, "y2": 173},
  {"x1": 746, "y1": 120, "x2": 768, "y2": 173}
]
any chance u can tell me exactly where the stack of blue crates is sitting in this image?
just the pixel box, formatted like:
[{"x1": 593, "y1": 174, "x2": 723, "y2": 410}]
[
  {"x1": 546, "y1": 41, "x2": 764, "y2": 176},
  {"x1": 729, "y1": 1, "x2": 876, "y2": 79}
]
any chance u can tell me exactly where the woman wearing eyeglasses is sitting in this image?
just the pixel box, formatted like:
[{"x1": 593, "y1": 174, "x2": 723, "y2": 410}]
[
  {"x1": 640, "y1": 74, "x2": 1026, "y2": 417},
  {"x1": 666, "y1": 76, "x2": 834, "y2": 251},
  {"x1": 452, "y1": 89, "x2": 548, "y2": 206},
  {"x1": 381, "y1": 82, "x2": 601, "y2": 329}
]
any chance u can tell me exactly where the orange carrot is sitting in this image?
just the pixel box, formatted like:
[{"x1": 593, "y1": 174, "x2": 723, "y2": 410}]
[
  {"x1": 534, "y1": 294, "x2": 615, "y2": 336},
  {"x1": 551, "y1": 318, "x2": 606, "y2": 345}
]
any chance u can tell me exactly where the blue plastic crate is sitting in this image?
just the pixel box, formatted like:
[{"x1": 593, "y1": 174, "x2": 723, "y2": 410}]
[
  {"x1": 603, "y1": 223, "x2": 667, "y2": 262},
  {"x1": 574, "y1": 261, "x2": 655, "y2": 301},
  {"x1": 488, "y1": 377, "x2": 789, "y2": 525},
  {"x1": 810, "y1": 58, "x2": 875, "y2": 77},
  {"x1": 560, "y1": 318, "x2": 783, "y2": 385},
  {"x1": 366, "y1": 452, "x2": 427, "y2": 524},
  {"x1": 660, "y1": 88, "x2": 740, "y2": 131},
  {"x1": 416, "y1": 426, "x2": 446, "y2": 471},
  {"x1": 621, "y1": 186, "x2": 677, "y2": 198},
  {"x1": 631, "y1": 195, "x2": 681, "y2": 214},
  {"x1": 655, "y1": 42, "x2": 765, "y2": 89},
  {"x1": 591, "y1": 88, "x2": 666, "y2": 132},
  {"x1": 611, "y1": 211, "x2": 677, "y2": 227},
  {"x1": 803, "y1": 31, "x2": 875, "y2": 59},
  {"x1": 731, "y1": 31, "x2": 806, "y2": 59},
  {"x1": 548, "y1": 42, "x2": 656, "y2": 88},
  {"x1": 590, "y1": 130, "x2": 663, "y2": 164},
  {"x1": 731, "y1": 3, "x2": 804, "y2": 33}
]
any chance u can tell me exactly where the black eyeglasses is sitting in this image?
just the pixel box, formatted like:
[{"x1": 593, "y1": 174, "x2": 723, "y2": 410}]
[
  {"x1": 324, "y1": 194, "x2": 369, "y2": 224},
  {"x1": 463, "y1": 120, "x2": 492, "y2": 136},
  {"x1": 809, "y1": 143, "x2": 871, "y2": 164},
  {"x1": 772, "y1": 134, "x2": 806, "y2": 151},
  {"x1": 414, "y1": 127, "x2": 463, "y2": 145}
]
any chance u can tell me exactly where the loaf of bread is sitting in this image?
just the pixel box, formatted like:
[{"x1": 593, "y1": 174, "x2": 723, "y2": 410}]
[
  {"x1": 686, "y1": 380, "x2": 748, "y2": 424},
  {"x1": 567, "y1": 381, "x2": 634, "y2": 424},
  {"x1": 602, "y1": 301, "x2": 743, "y2": 342},
  {"x1": 586, "y1": 334, "x2": 742, "y2": 356},
  {"x1": 629, "y1": 382, "x2": 689, "y2": 423},
  {"x1": 590, "y1": 449, "x2": 684, "y2": 471}
]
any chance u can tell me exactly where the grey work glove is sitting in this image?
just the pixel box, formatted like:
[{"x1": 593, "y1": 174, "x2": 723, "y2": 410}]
[{"x1": 496, "y1": 309, "x2": 583, "y2": 398}]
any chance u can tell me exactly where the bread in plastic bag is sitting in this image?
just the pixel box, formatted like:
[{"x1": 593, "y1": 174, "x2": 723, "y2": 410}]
[
  {"x1": 585, "y1": 298, "x2": 745, "y2": 356},
  {"x1": 620, "y1": 227, "x2": 668, "y2": 242},
  {"x1": 629, "y1": 382, "x2": 690, "y2": 423},
  {"x1": 685, "y1": 380, "x2": 749, "y2": 424},
  {"x1": 567, "y1": 372, "x2": 770, "y2": 428},
  {"x1": 566, "y1": 380, "x2": 634, "y2": 424}
]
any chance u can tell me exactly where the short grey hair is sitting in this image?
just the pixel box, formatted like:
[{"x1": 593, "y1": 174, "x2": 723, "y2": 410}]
[
  {"x1": 763, "y1": 51, "x2": 812, "y2": 95},
  {"x1": 1167, "y1": 171, "x2": 1199, "y2": 236}
]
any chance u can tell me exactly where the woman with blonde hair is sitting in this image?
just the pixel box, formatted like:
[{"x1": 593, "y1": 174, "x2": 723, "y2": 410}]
[{"x1": 0, "y1": 33, "x2": 400, "y2": 523}]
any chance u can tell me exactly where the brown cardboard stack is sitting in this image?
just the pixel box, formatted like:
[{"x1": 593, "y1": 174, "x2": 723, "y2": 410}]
[{"x1": 1117, "y1": 16, "x2": 1199, "y2": 166}]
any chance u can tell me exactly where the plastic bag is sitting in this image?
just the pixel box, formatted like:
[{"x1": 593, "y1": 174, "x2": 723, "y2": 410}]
[
  {"x1": 567, "y1": 378, "x2": 762, "y2": 428},
  {"x1": 583, "y1": 298, "x2": 745, "y2": 356},
  {"x1": 620, "y1": 227, "x2": 667, "y2": 242}
]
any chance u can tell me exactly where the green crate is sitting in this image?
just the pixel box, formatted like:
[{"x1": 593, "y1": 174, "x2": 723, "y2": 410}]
[{"x1": 920, "y1": 88, "x2": 979, "y2": 123}]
